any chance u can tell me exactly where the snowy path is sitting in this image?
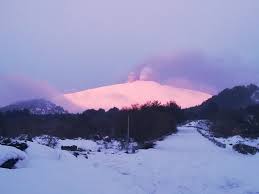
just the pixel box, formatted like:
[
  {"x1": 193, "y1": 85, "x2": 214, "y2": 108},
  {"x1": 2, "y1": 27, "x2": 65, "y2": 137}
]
[{"x1": 1, "y1": 126, "x2": 259, "y2": 194}]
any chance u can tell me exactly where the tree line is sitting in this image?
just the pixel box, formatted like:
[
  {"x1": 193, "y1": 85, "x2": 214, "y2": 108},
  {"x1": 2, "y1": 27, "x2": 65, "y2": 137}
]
[{"x1": 0, "y1": 101, "x2": 185, "y2": 142}]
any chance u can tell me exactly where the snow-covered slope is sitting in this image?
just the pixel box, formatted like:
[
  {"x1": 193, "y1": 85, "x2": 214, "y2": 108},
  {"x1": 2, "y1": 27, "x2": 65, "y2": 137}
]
[
  {"x1": 64, "y1": 81, "x2": 211, "y2": 110},
  {"x1": 1, "y1": 124, "x2": 259, "y2": 194}
]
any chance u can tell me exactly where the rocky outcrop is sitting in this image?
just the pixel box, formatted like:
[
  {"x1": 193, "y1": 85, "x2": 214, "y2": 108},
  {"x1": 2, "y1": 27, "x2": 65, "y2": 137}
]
[
  {"x1": 0, "y1": 158, "x2": 19, "y2": 169},
  {"x1": 0, "y1": 138, "x2": 28, "y2": 151},
  {"x1": 233, "y1": 144, "x2": 259, "y2": 155}
]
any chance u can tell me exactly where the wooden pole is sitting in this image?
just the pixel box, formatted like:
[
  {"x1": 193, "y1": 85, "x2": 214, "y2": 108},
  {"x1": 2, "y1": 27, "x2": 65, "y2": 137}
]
[{"x1": 127, "y1": 114, "x2": 130, "y2": 152}]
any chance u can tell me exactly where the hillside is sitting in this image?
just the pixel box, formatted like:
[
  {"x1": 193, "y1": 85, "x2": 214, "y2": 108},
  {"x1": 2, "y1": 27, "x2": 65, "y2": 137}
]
[
  {"x1": 186, "y1": 84, "x2": 259, "y2": 117},
  {"x1": 63, "y1": 81, "x2": 211, "y2": 111},
  {"x1": 203, "y1": 84, "x2": 258, "y2": 109},
  {"x1": 185, "y1": 84, "x2": 259, "y2": 137},
  {"x1": 0, "y1": 99, "x2": 67, "y2": 115}
]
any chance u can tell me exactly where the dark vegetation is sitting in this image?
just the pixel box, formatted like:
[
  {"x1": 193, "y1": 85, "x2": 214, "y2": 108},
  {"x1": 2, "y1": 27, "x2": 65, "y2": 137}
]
[
  {"x1": 0, "y1": 101, "x2": 184, "y2": 143},
  {"x1": 185, "y1": 84, "x2": 259, "y2": 138}
]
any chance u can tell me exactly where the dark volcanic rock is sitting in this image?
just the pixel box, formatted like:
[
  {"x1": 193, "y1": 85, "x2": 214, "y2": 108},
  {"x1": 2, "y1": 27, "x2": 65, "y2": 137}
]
[
  {"x1": 233, "y1": 143, "x2": 258, "y2": 155},
  {"x1": 0, "y1": 158, "x2": 19, "y2": 169},
  {"x1": 61, "y1": 145, "x2": 78, "y2": 152},
  {"x1": 138, "y1": 142, "x2": 156, "y2": 150},
  {"x1": 2, "y1": 138, "x2": 12, "y2": 145},
  {"x1": 0, "y1": 139, "x2": 28, "y2": 151},
  {"x1": 73, "y1": 152, "x2": 80, "y2": 157},
  {"x1": 8, "y1": 142, "x2": 28, "y2": 151}
]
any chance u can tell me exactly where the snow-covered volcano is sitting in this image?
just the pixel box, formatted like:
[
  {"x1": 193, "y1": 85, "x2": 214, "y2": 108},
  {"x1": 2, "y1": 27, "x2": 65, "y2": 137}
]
[{"x1": 63, "y1": 81, "x2": 211, "y2": 111}]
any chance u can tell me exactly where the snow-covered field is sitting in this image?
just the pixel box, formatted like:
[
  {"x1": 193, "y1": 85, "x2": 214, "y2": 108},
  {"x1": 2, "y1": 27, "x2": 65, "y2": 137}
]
[{"x1": 1, "y1": 125, "x2": 259, "y2": 194}]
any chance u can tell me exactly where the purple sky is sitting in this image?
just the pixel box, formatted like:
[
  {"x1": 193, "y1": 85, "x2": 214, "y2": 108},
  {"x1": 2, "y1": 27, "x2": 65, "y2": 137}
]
[{"x1": 1, "y1": 0, "x2": 259, "y2": 105}]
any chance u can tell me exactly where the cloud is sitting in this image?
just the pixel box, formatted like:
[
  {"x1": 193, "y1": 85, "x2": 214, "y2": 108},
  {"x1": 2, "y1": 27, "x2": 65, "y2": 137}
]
[
  {"x1": 129, "y1": 51, "x2": 259, "y2": 94},
  {"x1": 0, "y1": 75, "x2": 58, "y2": 105},
  {"x1": 0, "y1": 75, "x2": 81, "y2": 112}
]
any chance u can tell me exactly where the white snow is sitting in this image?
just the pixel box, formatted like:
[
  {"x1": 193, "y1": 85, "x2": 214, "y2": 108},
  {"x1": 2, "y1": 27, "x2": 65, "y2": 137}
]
[
  {"x1": 58, "y1": 138, "x2": 126, "y2": 154},
  {"x1": 61, "y1": 80, "x2": 211, "y2": 111},
  {"x1": 251, "y1": 90, "x2": 259, "y2": 103},
  {"x1": 188, "y1": 120, "x2": 259, "y2": 149},
  {"x1": 0, "y1": 124, "x2": 259, "y2": 194},
  {"x1": 59, "y1": 139, "x2": 100, "y2": 151},
  {"x1": 0, "y1": 145, "x2": 27, "y2": 167},
  {"x1": 216, "y1": 136, "x2": 259, "y2": 149}
]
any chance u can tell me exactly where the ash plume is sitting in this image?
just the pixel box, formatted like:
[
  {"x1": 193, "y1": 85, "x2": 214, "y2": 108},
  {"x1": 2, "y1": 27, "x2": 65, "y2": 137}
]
[{"x1": 128, "y1": 51, "x2": 259, "y2": 94}]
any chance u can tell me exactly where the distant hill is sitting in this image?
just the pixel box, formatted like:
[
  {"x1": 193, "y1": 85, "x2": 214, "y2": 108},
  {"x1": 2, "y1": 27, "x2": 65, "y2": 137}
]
[
  {"x1": 204, "y1": 84, "x2": 259, "y2": 109},
  {"x1": 185, "y1": 84, "x2": 259, "y2": 137},
  {"x1": 186, "y1": 84, "x2": 259, "y2": 119},
  {"x1": 0, "y1": 99, "x2": 68, "y2": 115}
]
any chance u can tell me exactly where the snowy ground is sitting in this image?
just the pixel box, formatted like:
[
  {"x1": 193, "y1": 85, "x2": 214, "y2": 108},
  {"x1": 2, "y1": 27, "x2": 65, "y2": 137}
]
[
  {"x1": 216, "y1": 136, "x2": 259, "y2": 150},
  {"x1": 0, "y1": 145, "x2": 27, "y2": 167},
  {"x1": 1, "y1": 125, "x2": 259, "y2": 194},
  {"x1": 187, "y1": 120, "x2": 259, "y2": 149}
]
